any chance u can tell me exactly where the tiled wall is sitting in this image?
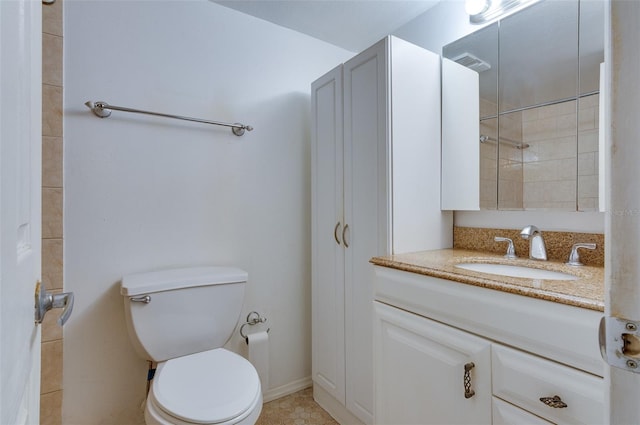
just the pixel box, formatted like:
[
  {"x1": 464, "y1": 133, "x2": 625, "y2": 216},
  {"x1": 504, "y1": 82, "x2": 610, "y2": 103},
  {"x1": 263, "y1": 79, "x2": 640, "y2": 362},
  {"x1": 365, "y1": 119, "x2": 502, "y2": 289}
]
[
  {"x1": 479, "y1": 100, "x2": 525, "y2": 210},
  {"x1": 479, "y1": 117, "x2": 497, "y2": 209},
  {"x1": 478, "y1": 94, "x2": 600, "y2": 211},
  {"x1": 577, "y1": 94, "x2": 600, "y2": 211},
  {"x1": 498, "y1": 109, "x2": 524, "y2": 210},
  {"x1": 522, "y1": 99, "x2": 578, "y2": 210},
  {"x1": 41, "y1": 1, "x2": 64, "y2": 424}
]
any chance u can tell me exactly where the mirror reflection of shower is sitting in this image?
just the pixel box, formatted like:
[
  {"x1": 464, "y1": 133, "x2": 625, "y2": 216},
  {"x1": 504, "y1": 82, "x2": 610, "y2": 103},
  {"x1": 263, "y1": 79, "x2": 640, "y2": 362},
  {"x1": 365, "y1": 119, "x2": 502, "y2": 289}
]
[{"x1": 443, "y1": 0, "x2": 604, "y2": 212}]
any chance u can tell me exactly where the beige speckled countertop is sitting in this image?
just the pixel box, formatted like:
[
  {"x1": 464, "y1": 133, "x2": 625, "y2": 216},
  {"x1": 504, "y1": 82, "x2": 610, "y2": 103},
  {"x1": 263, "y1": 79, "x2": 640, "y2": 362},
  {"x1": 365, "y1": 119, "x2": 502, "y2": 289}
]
[{"x1": 370, "y1": 249, "x2": 604, "y2": 311}]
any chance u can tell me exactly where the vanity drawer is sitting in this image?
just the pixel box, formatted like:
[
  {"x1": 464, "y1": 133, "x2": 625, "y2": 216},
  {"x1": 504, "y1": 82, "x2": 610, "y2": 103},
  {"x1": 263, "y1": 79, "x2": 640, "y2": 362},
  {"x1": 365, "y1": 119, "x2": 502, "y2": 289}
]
[
  {"x1": 492, "y1": 397, "x2": 553, "y2": 425},
  {"x1": 492, "y1": 344, "x2": 604, "y2": 424}
]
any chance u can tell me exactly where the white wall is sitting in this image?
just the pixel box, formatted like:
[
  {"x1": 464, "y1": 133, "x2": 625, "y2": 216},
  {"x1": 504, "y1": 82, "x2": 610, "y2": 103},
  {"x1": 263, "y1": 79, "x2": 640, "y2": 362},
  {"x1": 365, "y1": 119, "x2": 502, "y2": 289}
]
[
  {"x1": 394, "y1": 0, "x2": 488, "y2": 56},
  {"x1": 394, "y1": 0, "x2": 604, "y2": 233},
  {"x1": 63, "y1": 1, "x2": 352, "y2": 423}
]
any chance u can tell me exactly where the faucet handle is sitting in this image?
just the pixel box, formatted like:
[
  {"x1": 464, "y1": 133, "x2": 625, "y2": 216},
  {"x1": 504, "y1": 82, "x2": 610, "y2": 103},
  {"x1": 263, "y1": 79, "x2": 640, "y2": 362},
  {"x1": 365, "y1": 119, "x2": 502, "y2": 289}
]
[
  {"x1": 495, "y1": 237, "x2": 517, "y2": 259},
  {"x1": 566, "y1": 243, "x2": 597, "y2": 266}
]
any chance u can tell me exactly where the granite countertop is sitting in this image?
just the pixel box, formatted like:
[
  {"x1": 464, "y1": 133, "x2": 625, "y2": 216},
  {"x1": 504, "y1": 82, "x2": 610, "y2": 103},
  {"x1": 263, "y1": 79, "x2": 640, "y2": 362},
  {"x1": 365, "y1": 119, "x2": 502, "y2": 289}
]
[{"x1": 370, "y1": 249, "x2": 604, "y2": 311}]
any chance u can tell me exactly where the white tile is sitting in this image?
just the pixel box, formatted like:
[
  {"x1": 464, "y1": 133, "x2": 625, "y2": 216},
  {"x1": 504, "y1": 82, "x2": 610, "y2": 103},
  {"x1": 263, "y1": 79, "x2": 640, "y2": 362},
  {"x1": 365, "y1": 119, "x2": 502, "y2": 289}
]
[
  {"x1": 549, "y1": 179, "x2": 577, "y2": 202},
  {"x1": 556, "y1": 113, "x2": 578, "y2": 137},
  {"x1": 522, "y1": 107, "x2": 539, "y2": 122},
  {"x1": 578, "y1": 130, "x2": 599, "y2": 153},
  {"x1": 578, "y1": 107, "x2": 596, "y2": 131},
  {"x1": 522, "y1": 116, "x2": 557, "y2": 142},
  {"x1": 578, "y1": 152, "x2": 597, "y2": 176},
  {"x1": 578, "y1": 174, "x2": 599, "y2": 198},
  {"x1": 580, "y1": 93, "x2": 599, "y2": 108}
]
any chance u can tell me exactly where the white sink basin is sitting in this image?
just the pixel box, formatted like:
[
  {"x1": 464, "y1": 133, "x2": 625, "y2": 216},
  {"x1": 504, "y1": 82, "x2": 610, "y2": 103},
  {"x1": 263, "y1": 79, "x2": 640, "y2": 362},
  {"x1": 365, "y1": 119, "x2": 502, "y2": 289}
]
[{"x1": 455, "y1": 263, "x2": 578, "y2": 281}]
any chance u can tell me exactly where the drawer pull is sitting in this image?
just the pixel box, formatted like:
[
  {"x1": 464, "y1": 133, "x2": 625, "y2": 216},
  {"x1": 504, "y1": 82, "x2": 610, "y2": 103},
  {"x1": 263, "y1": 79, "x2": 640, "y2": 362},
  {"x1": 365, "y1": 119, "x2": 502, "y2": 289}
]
[
  {"x1": 463, "y1": 362, "x2": 475, "y2": 399},
  {"x1": 540, "y1": 395, "x2": 568, "y2": 409}
]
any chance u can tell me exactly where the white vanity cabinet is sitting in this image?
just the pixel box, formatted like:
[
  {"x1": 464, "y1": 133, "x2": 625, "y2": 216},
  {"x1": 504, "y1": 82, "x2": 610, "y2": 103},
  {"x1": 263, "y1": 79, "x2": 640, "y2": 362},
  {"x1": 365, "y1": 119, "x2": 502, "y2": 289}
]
[
  {"x1": 373, "y1": 266, "x2": 605, "y2": 424},
  {"x1": 311, "y1": 36, "x2": 452, "y2": 425},
  {"x1": 374, "y1": 301, "x2": 492, "y2": 425}
]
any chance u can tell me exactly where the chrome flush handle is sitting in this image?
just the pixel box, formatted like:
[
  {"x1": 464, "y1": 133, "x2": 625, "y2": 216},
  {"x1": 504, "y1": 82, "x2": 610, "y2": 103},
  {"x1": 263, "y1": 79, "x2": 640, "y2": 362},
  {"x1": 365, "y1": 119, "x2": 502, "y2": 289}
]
[{"x1": 130, "y1": 295, "x2": 151, "y2": 304}]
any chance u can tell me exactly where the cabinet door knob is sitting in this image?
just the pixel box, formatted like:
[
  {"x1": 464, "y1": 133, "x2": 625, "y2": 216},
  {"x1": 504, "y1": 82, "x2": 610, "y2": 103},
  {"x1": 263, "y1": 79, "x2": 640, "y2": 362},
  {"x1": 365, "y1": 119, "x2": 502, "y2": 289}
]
[
  {"x1": 334, "y1": 221, "x2": 342, "y2": 245},
  {"x1": 463, "y1": 362, "x2": 475, "y2": 399},
  {"x1": 540, "y1": 395, "x2": 568, "y2": 408},
  {"x1": 342, "y1": 224, "x2": 350, "y2": 248}
]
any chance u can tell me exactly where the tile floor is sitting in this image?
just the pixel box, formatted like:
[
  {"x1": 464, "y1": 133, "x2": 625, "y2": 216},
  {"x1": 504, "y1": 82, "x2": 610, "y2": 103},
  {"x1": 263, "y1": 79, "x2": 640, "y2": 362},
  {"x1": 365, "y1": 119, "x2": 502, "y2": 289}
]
[{"x1": 255, "y1": 387, "x2": 339, "y2": 425}]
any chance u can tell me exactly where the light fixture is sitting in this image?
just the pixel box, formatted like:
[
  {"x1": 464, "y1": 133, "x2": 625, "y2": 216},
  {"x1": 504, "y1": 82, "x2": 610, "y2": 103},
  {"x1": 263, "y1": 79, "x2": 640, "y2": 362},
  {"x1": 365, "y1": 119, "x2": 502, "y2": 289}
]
[
  {"x1": 465, "y1": 0, "x2": 491, "y2": 16},
  {"x1": 466, "y1": 0, "x2": 540, "y2": 24}
]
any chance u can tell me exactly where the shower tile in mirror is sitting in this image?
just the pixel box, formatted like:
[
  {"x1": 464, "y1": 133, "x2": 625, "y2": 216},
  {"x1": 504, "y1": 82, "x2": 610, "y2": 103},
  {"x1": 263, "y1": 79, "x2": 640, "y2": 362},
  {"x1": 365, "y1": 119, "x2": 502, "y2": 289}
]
[
  {"x1": 578, "y1": 94, "x2": 600, "y2": 211},
  {"x1": 480, "y1": 117, "x2": 498, "y2": 210},
  {"x1": 498, "y1": 111, "x2": 524, "y2": 210},
  {"x1": 521, "y1": 100, "x2": 577, "y2": 210}
]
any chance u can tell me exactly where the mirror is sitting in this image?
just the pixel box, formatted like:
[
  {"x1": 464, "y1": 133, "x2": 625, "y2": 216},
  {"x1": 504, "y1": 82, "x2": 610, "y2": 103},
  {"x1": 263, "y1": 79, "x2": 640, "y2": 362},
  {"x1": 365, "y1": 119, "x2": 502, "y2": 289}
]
[{"x1": 442, "y1": 0, "x2": 604, "y2": 211}]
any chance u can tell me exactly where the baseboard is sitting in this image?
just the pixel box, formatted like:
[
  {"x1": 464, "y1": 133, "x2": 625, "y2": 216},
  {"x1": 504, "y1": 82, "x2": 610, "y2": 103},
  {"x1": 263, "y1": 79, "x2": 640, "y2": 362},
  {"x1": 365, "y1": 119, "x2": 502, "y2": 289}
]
[
  {"x1": 313, "y1": 383, "x2": 365, "y2": 425},
  {"x1": 262, "y1": 376, "x2": 312, "y2": 403}
]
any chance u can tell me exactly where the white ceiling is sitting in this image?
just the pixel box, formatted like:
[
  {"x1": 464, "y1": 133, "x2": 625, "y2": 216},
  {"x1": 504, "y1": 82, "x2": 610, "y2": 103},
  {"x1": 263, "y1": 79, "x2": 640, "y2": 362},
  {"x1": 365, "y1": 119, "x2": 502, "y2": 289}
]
[{"x1": 212, "y1": 0, "x2": 441, "y2": 52}]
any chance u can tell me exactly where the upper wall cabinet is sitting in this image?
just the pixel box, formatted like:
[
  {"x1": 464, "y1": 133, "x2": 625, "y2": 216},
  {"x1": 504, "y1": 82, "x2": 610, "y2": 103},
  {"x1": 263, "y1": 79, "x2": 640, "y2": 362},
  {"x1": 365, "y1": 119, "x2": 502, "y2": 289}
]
[
  {"x1": 442, "y1": 0, "x2": 605, "y2": 212},
  {"x1": 441, "y1": 58, "x2": 479, "y2": 211}
]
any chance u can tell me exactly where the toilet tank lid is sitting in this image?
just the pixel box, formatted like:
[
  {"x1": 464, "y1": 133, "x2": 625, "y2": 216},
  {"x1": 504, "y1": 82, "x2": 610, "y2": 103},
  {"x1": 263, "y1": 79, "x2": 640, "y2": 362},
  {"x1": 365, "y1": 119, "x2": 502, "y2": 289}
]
[{"x1": 121, "y1": 266, "x2": 248, "y2": 296}]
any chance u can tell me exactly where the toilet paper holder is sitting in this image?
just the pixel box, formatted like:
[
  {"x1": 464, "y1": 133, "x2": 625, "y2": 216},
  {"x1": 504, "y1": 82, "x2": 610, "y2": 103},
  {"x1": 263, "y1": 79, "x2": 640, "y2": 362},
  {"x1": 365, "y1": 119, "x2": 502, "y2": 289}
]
[{"x1": 239, "y1": 311, "x2": 270, "y2": 344}]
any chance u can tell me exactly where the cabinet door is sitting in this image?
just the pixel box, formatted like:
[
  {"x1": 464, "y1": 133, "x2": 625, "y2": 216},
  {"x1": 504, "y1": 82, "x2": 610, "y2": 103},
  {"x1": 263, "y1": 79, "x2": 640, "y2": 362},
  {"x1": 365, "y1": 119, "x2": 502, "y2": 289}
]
[
  {"x1": 311, "y1": 65, "x2": 345, "y2": 403},
  {"x1": 343, "y1": 38, "x2": 388, "y2": 424},
  {"x1": 374, "y1": 302, "x2": 492, "y2": 425},
  {"x1": 441, "y1": 57, "x2": 480, "y2": 211},
  {"x1": 390, "y1": 37, "x2": 452, "y2": 253}
]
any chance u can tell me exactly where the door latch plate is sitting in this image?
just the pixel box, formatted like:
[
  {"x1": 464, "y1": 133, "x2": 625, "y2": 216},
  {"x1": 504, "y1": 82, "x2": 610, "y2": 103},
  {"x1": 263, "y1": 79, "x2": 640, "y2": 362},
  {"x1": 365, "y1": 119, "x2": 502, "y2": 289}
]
[{"x1": 599, "y1": 316, "x2": 640, "y2": 373}]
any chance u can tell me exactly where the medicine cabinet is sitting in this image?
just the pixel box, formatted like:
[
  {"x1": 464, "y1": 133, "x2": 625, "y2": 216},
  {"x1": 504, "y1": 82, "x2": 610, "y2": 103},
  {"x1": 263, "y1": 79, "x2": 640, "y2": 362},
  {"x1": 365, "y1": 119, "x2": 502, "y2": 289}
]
[{"x1": 442, "y1": 0, "x2": 605, "y2": 211}]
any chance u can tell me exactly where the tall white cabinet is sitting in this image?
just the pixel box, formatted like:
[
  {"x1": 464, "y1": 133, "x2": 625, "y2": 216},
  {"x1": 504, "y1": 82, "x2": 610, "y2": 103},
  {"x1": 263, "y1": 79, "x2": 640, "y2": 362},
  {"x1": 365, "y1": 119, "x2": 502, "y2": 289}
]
[{"x1": 311, "y1": 36, "x2": 452, "y2": 425}]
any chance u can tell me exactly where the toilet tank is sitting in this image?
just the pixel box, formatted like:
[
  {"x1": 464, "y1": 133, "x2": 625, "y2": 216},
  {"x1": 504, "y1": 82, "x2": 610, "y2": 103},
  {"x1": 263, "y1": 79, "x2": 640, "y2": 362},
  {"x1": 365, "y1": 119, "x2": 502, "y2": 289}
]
[{"x1": 121, "y1": 266, "x2": 247, "y2": 362}]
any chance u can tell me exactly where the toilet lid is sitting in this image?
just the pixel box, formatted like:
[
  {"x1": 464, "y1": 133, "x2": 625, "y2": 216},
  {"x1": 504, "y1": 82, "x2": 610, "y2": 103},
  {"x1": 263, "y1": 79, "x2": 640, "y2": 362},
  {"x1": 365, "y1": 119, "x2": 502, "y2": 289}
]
[{"x1": 152, "y1": 348, "x2": 261, "y2": 424}]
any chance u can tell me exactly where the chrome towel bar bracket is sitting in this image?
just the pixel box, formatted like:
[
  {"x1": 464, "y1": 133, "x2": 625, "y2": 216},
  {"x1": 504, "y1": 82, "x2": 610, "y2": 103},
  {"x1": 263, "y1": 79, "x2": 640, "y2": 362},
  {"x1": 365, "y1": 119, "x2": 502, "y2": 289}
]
[{"x1": 84, "y1": 100, "x2": 253, "y2": 136}]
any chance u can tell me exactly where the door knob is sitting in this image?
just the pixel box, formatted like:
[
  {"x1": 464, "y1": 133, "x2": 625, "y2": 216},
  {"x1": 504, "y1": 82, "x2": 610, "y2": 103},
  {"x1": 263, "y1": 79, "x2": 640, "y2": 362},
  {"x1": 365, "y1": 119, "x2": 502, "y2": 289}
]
[{"x1": 34, "y1": 281, "x2": 74, "y2": 326}]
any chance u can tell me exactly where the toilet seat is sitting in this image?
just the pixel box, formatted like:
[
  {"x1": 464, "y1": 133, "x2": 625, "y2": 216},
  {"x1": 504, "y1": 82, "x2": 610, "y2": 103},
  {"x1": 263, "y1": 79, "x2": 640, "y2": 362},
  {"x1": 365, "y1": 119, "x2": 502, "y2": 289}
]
[{"x1": 147, "y1": 348, "x2": 262, "y2": 424}]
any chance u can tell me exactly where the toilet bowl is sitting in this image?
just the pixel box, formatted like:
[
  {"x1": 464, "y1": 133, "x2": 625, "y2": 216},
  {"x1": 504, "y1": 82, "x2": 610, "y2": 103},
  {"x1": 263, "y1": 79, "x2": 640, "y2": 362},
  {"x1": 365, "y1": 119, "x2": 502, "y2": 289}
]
[
  {"x1": 145, "y1": 349, "x2": 262, "y2": 425},
  {"x1": 120, "y1": 266, "x2": 262, "y2": 425}
]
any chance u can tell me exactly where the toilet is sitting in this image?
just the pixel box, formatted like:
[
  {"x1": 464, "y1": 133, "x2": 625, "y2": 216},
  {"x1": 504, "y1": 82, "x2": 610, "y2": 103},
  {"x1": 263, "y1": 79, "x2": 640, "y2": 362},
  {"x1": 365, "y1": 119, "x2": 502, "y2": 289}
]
[{"x1": 121, "y1": 266, "x2": 262, "y2": 425}]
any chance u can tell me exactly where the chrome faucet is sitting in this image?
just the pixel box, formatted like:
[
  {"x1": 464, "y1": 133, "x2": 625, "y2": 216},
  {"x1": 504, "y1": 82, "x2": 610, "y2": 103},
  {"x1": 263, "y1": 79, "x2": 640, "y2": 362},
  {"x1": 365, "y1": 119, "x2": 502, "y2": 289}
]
[{"x1": 520, "y1": 225, "x2": 547, "y2": 260}]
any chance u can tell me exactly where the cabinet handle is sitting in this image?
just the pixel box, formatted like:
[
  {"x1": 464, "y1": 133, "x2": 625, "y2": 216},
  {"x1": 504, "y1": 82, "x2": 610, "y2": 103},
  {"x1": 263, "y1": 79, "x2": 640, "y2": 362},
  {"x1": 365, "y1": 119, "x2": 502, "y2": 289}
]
[
  {"x1": 334, "y1": 222, "x2": 342, "y2": 245},
  {"x1": 342, "y1": 224, "x2": 350, "y2": 248},
  {"x1": 463, "y1": 362, "x2": 475, "y2": 399},
  {"x1": 540, "y1": 395, "x2": 568, "y2": 408}
]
